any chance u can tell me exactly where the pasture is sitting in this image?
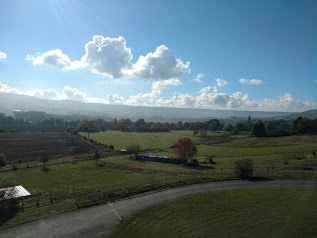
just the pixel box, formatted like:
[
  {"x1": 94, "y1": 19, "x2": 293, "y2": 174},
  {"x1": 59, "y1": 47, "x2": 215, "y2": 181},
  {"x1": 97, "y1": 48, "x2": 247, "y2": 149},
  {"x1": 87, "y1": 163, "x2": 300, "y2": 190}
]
[
  {"x1": 87, "y1": 131, "x2": 317, "y2": 168},
  {"x1": 109, "y1": 188, "x2": 317, "y2": 238}
]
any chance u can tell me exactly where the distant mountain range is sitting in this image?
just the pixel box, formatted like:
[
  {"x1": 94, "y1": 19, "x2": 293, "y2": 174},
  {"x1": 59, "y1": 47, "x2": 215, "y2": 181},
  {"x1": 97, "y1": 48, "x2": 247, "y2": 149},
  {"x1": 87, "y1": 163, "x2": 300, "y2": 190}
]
[{"x1": 1, "y1": 92, "x2": 316, "y2": 121}]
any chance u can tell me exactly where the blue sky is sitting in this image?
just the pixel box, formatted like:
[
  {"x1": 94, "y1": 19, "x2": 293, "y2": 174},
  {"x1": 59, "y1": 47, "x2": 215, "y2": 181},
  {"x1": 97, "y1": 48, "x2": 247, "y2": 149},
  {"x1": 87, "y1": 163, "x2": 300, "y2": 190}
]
[{"x1": 0, "y1": 0, "x2": 316, "y2": 112}]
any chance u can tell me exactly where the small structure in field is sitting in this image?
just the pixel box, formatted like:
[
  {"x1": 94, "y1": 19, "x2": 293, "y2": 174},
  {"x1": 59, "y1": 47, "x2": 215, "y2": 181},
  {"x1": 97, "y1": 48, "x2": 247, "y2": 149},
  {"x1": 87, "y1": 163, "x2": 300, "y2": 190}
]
[{"x1": 0, "y1": 185, "x2": 31, "y2": 201}]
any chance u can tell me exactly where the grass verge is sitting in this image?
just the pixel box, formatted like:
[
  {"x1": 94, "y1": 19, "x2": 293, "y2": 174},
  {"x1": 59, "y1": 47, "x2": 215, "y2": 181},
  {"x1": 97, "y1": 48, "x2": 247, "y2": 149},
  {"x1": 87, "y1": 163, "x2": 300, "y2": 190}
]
[{"x1": 109, "y1": 188, "x2": 317, "y2": 238}]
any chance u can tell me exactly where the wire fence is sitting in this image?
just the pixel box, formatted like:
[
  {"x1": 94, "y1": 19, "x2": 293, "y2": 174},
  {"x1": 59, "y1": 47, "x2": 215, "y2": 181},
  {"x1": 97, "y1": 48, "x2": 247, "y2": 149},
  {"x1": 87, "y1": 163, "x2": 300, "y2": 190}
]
[{"x1": 1, "y1": 165, "x2": 316, "y2": 213}]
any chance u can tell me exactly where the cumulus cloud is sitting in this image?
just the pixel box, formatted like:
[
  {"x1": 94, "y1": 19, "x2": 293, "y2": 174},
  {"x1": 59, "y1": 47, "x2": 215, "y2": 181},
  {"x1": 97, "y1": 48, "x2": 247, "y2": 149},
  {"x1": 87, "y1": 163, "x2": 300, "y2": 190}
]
[
  {"x1": 106, "y1": 94, "x2": 125, "y2": 105},
  {"x1": 0, "y1": 82, "x2": 22, "y2": 94},
  {"x1": 125, "y1": 90, "x2": 160, "y2": 107},
  {"x1": 193, "y1": 74, "x2": 205, "y2": 83},
  {"x1": 0, "y1": 51, "x2": 7, "y2": 60},
  {"x1": 216, "y1": 78, "x2": 228, "y2": 87},
  {"x1": 26, "y1": 49, "x2": 81, "y2": 70},
  {"x1": 26, "y1": 89, "x2": 60, "y2": 99},
  {"x1": 81, "y1": 35, "x2": 133, "y2": 78},
  {"x1": 239, "y1": 78, "x2": 263, "y2": 85},
  {"x1": 152, "y1": 79, "x2": 182, "y2": 91},
  {"x1": 1, "y1": 82, "x2": 315, "y2": 112},
  {"x1": 25, "y1": 36, "x2": 190, "y2": 85},
  {"x1": 132, "y1": 45, "x2": 190, "y2": 81}
]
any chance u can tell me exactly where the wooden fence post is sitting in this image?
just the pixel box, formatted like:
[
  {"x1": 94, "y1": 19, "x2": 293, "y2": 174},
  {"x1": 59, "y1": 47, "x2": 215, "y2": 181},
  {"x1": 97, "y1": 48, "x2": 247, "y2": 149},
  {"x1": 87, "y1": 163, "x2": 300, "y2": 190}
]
[
  {"x1": 221, "y1": 168, "x2": 223, "y2": 178},
  {"x1": 36, "y1": 190, "x2": 39, "y2": 207},
  {"x1": 50, "y1": 190, "x2": 53, "y2": 204},
  {"x1": 138, "y1": 178, "x2": 140, "y2": 190},
  {"x1": 164, "y1": 173, "x2": 166, "y2": 184},
  {"x1": 178, "y1": 172, "x2": 180, "y2": 182},
  {"x1": 21, "y1": 198, "x2": 24, "y2": 212},
  {"x1": 206, "y1": 169, "x2": 208, "y2": 179}
]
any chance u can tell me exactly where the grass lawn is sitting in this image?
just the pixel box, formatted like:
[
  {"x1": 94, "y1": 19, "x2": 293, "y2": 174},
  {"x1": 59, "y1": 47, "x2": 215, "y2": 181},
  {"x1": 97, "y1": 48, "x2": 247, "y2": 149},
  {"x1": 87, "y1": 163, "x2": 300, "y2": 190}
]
[
  {"x1": 0, "y1": 160, "x2": 158, "y2": 192},
  {"x1": 109, "y1": 188, "x2": 317, "y2": 238}
]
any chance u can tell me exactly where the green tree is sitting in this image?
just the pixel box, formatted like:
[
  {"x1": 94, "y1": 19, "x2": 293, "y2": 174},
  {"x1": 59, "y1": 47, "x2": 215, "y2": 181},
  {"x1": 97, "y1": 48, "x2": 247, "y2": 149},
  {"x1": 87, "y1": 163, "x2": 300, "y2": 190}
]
[
  {"x1": 208, "y1": 119, "x2": 220, "y2": 132},
  {"x1": 0, "y1": 153, "x2": 8, "y2": 167},
  {"x1": 234, "y1": 159, "x2": 253, "y2": 180},
  {"x1": 173, "y1": 137, "x2": 197, "y2": 163},
  {"x1": 93, "y1": 150, "x2": 102, "y2": 164},
  {"x1": 251, "y1": 121, "x2": 267, "y2": 137},
  {"x1": 78, "y1": 119, "x2": 97, "y2": 139},
  {"x1": 40, "y1": 152, "x2": 49, "y2": 170},
  {"x1": 126, "y1": 144, "x2": 142, "y2": 157}
]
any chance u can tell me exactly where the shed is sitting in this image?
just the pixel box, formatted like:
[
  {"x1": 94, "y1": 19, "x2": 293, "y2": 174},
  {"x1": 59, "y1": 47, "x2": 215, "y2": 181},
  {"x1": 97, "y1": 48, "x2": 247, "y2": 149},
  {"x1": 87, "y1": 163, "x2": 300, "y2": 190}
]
[{"x1": 0, "y1": 185, "x2": 31, "y2": 202}]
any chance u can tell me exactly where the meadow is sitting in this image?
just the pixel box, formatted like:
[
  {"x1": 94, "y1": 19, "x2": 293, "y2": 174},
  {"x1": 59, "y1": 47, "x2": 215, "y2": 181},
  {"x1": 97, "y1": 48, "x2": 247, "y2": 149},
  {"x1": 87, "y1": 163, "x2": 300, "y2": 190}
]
[
  {"x1": 109, "y1": 188, "x2": 317, "y2": 238},
  {"x1": 86, "y1": 131, "x2": 317, "y2": 168}
]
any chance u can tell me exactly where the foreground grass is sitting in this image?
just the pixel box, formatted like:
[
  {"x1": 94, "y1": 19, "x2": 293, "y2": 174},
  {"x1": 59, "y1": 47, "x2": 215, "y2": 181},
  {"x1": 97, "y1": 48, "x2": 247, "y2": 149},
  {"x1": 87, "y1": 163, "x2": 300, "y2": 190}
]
[{"x1": 109, "y1": 188, "x2": 317, "y2": 238}]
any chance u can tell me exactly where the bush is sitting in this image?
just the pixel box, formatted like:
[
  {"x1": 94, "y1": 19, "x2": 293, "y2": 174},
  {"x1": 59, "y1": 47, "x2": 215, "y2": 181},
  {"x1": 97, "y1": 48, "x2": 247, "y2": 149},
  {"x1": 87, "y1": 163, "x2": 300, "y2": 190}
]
[
  {"x1": 186, "y1": 159, "x2": 200, "y2": 167},
  {"x1": 234, "y1": 159, "x2": 253, "y2": 180},
  {"x1": 0, "y1": 153, "x2": 8, "y2": 167},
  {"x1": 9, "y1": 129, "x2": 16, "y2": 133},
  {"x1": 0, "y1": 128, "x2": 6, "y2": 133}
]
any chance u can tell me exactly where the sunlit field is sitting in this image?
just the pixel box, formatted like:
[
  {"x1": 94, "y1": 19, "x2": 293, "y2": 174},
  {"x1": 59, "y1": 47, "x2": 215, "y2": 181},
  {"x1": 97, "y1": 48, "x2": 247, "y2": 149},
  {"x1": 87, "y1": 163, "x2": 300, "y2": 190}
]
[{"x1": 109, "y1": 188, "x2": 317, "y2": 238}]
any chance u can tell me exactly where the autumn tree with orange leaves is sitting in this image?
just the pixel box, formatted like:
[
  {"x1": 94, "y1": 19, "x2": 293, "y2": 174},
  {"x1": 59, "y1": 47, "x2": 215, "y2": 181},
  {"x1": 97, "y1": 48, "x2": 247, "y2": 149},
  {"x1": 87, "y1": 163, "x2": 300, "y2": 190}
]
[{"x1": 173, "y1": 137, "x2": 197, "y2": 163}]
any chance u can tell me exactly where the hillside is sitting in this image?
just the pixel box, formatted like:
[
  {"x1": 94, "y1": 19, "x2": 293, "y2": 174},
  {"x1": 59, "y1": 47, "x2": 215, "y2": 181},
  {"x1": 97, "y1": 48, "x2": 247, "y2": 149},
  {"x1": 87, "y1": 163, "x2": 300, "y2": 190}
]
[{"x1": 0, "y1": 92, "x2": 304, "y2": 121}]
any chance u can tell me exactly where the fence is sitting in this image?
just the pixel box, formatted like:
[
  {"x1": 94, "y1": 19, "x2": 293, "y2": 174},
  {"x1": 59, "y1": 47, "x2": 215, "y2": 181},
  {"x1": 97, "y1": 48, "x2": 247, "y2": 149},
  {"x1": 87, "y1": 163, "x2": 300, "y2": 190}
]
[{"x1": 2, "y1": 165, "x2": 316, "y2": 213}]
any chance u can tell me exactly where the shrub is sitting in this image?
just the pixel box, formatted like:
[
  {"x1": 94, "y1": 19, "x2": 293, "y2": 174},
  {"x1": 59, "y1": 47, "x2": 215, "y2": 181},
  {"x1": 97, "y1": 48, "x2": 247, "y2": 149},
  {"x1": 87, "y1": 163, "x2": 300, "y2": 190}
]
[
  {"x1": 0, "y1": 153, "x2": 8, "y2": 167},
  {"x1": 9, "y1": 129, "x2": 16, "y2": 133},
  {"x1": 18, "y1": 159, "x2": 23, "y2": 164},
  {"x1": 0, "y1": 128, "x2": 6, "y2": 133},
  {"x1": 109, "y1": 145, "x2": 114, "y2": 150},
  {"x1": 186, "y1": 159, "x2": 200, "y2": 167},
  {"x1": 234, "y1": 159, "x2": 253, "y2": 180}
]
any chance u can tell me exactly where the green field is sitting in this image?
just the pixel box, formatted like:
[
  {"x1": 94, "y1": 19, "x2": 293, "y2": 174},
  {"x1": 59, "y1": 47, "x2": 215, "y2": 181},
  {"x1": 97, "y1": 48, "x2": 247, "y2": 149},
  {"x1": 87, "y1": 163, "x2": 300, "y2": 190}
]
[
  {"x1": 0, "y1": 160, "x2": 158, "y2": 192},
  {"x1": 87, "y1": 131, "x2": 317, "y2": 168},
  {"x1": 109, "y1": 188, "x2": 317, "y2": 238}
]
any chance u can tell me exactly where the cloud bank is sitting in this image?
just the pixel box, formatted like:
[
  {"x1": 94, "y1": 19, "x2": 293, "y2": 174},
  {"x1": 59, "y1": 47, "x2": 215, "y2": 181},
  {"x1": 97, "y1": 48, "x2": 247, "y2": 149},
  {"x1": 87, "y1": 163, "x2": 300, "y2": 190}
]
[{"x1": 1, "y1": 82, "x2": 315, "y2": 112}]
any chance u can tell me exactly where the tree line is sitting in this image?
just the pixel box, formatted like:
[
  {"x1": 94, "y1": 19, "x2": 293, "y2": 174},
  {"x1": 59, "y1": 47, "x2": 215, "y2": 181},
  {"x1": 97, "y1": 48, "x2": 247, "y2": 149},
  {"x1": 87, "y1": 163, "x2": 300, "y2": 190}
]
[{"x1": 1, "y1": 111, "x2": 317, "y2": 136}]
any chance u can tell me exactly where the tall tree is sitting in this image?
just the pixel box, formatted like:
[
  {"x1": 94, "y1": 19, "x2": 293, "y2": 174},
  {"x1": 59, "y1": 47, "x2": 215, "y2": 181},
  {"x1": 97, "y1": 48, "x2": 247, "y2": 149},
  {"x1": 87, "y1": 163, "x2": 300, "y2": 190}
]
[
  {"x1": 251, "y1": 120, "x2": 267, "y2": 137},
  {"x1": 173, "y1": 137, "x2": 197, "y2": 163}
]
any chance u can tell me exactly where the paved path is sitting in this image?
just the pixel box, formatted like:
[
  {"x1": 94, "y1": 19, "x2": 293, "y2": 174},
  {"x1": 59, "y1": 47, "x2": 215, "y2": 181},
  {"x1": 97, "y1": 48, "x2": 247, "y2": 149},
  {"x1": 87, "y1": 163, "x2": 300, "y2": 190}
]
[{"x1": 0, "y1": 180, "x2": 316, "y2": 238}]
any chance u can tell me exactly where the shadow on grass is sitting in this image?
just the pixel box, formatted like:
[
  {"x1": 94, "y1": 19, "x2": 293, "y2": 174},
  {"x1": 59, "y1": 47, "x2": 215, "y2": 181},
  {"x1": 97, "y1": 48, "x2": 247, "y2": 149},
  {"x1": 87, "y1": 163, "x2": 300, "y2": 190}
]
[{"x1": 41, "y1": 168, "x2": 50, "y2": 172}]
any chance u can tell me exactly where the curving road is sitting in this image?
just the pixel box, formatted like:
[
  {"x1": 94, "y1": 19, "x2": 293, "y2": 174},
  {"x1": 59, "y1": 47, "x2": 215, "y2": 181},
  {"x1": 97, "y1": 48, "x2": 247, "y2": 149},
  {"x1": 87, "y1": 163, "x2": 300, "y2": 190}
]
[{"x1": 0, "y1": 180, "x2": 316, "y2": 238}]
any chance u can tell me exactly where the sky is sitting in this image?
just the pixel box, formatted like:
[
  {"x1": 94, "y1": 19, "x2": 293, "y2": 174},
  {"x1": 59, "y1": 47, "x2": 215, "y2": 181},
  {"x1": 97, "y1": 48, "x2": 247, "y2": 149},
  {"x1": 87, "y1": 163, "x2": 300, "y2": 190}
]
[{"x1": 0, "y1": 0, "x2": 316, "y2": 112}]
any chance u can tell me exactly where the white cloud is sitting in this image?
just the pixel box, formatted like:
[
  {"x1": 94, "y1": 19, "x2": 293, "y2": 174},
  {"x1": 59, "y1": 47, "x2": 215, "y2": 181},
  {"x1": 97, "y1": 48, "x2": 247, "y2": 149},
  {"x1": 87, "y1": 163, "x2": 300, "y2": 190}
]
[
  {"x1": 0, "y1": 51, "x2": 7, "y2": 60},
  {"x1": 216, "y1": 78, "x2": 228, "y2": 87},
  {"x1": 131, "y1": 45, "x2": 190, "y2": 81},
  {"x1": 193, "y1": 74, "x2": 205, "y2": 83},
  {"x1": 26, "y1": 49, "x2": 81, "y2": 71},
  {"x1": 25, "y1": 36, "x2": 190, "y2": 82},
  {"x1": 81, "y1": 35, "x2": 133, "y2": 78},
  {"x1": 26, "y1": 89, "x2": 60, "y2": 99},
  {"x1": 152, "y1": 79, "x2": 182, "y2": 91},
  {"x1": 125, "y1": 91, "x2": 160, "y2": 107},
  {"x1": 1, "y1": 82, "x2": 316, "y2": 112},
  {"x1": 0, "y1": 82, "x2": 22, "y2": 94},
  {"x1": 61, "y1": 86, "x2": 87, "y2": 101},
  {"x1": 239, "y1": 78, "x2": 263, "y2": 85},
  {"x1": 106, "y1": 94, "x2": 125, "y2": 105}
]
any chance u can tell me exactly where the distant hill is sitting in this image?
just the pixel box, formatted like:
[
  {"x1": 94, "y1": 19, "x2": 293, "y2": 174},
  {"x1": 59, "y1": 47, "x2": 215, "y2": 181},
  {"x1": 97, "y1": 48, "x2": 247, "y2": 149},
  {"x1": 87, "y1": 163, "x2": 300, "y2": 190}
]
[
  {"x1": 284, "y1": 109, "x2": 317, "y2": 120},
  {"x1": 0, "y1": 92, "x2": 307, "y2": 121}
]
